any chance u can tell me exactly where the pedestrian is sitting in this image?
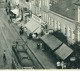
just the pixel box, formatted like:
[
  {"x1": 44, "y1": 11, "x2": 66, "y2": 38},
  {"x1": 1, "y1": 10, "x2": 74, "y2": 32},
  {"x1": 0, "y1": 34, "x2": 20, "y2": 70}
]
[
  {"x1": 20, "y1": 25, "x2": 23, "y2": 35},
  {"x1": 34, "y1": 33, "x2": 38, "y2": 38},
  {"x1": 29, "y1": 33, "x2": 32, "y2": 39},
  {"x1": 56, "y1": 61, "x2": 61, "y2": 69},
  {"x1": 3, "y1": 50, "x2": 6, "y2": 62},
  {"x1": 8, "y1": 1, "x2": 11, "y2": 13},
  {"x1": 41, "y1": 30, "x2": 44, "y2": 36},
  {"x1": 61, "y1": 61, "x2": 64, "y2": 69},
  {"x1": 10, "y1": 15, "x2": 12, "y2": 22},
  {"x1": 37, "y1": 43, "x2": 40, "y2": 49},
  {"x1": 40, "y1": 42, "x2": 43, "y2": 49},
  {"x1": 32, "y1": 33, "x2": 36, "y2": 39}
]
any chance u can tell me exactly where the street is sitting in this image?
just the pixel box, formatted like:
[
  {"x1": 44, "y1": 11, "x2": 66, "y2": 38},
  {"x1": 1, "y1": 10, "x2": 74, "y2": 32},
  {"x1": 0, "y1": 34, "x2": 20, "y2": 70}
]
[
  {"x1": 0, "y1": 0, "x2": 57, "y2": 69},
  {"x1": 0, "y1": 8, "x2": 56, "y2": 69},
  {"x1": 0, "y1": 8, "x2": 45, "y2": 69},
  {"x1": 0, "y1": 8, "x2": 19, "y2": 69}
]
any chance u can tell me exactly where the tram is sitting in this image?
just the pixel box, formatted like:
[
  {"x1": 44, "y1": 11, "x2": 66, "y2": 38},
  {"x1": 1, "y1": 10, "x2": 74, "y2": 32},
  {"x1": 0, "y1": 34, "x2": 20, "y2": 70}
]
[{"x1": 11, "y1": 42, "x2": 34, "y2": 69}]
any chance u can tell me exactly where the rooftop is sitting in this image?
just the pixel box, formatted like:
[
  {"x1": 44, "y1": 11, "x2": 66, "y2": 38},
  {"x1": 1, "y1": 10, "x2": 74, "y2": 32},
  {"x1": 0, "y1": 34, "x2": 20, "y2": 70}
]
[{"x1": 50, "y1": 0, "x2": 79, "y2": 20}]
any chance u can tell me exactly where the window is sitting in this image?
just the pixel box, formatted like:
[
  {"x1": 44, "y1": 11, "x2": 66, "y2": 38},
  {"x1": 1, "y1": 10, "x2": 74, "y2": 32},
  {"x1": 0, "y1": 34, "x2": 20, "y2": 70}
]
[
  {"x1": 54, "y1": 20, "x2": 57, "y2": 31},
  {"x1": 64, "y1": 26, "x2": 67, "y2": 35},
  {"x1": 49, "y1": 17, "x2": 51, "y2": 25},
  {"x1": 45, "y1": 13, "x2": 47, "y2": 22},
  {"x1": 65, "y1": 27, "x2": 67, "y2": 35},
  {"x1": 47, "y1": 0, "x2": 49, "y2": 7},
  {"x1": 42, "y1": 12, "x2": 45, "y2": 21},
  {"x1": 68, "y1": 27, "x2": 71, "y2": 38},
  {"x1": 51, "y1": 18, "x2": 54, "y2": 27},
  {"x1": 42, "y1": 12, "x2": 44, "y2": 21},
  {"x1": 26, "y1": 0, "x2": 29, "y2": 2},
  {"x1": 78, "y1": 30, "x2": 80, "y2": 42},
  {"x1": 52, "y1": 19, "x2": 54, "y2": 27},
  {"x1": 39, "y1": 0, "x2": 41, "y2": 8},
  {"x1": 43, "y1": 0, "x2": 45, "y2": 5},
  {"x1": 46, "y1": 14, "x2": 48, "y2": 23},
  {"x1": 57, "y1": 22, "x2": 61, "y2": 31},
  {"x1": 44, "y1": 13, "x2": 46, "y2": 22},
  {"x1": 72, "y1": 29, "x2": 75, "y2": 40}
]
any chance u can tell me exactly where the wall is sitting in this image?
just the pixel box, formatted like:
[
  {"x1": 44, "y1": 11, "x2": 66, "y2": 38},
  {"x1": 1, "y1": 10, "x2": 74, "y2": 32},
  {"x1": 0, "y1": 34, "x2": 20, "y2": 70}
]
[{"x1": 41, "y1": 9, "x2": 76, "y2": 44}]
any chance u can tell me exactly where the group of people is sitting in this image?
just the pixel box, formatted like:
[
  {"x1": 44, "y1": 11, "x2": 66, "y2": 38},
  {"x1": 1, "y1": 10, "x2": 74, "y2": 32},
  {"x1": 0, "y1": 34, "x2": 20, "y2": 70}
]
[
  {"x1": 28, "y1": 33, "x2": 38, "y2": 39},
  {"x1": 5, "y1": 1, "x2": 16, "y2": 23},
  {"x1": 56, "y1": 60, "x2": 66, "y2": 69},
  {"x1": 5, "y1": 1, "x2": 11, "y2": 15},
  {"x1": 37, "y1": 42, "x2": 43, "y2": 49},
  {"x1": 5, "y1": 1, "x2": 12, "y2": 22}
]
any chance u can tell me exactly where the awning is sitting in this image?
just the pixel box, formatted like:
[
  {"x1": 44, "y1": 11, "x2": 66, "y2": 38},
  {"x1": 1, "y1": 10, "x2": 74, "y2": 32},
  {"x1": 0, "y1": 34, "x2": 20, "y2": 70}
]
[
  {"x1": 54, "y1": 44, "x2": 73, "y2": 60},
  {"x1": 24, "y1": 18, "x2": 40, "y2": 34},
  {"x1": 11, "y1": 8, "x2": 19, "y2": 16},
  {"x1": 40, "y1": 34, "x2": 62, "y2": 51},
  {"x1": 33, "y1": 26, "x2": 41, "y2": 34}
]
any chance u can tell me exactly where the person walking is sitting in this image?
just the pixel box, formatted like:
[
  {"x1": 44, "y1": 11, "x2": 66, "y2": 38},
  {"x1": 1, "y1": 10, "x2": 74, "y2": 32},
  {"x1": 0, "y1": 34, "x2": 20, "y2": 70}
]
[
  {"x1": 10, "y1": 15, "x2": 12, "y2": 22},
  {"x1": 40, "y1": 42, "x2": 43, "y2": 49},
  {"x1": 61, "y1": 61, "x2": 64, "y2": 69},
  {"x1": 56, "y1": 61, "x2": 61, "y2": 69},
  {"x1": 37, "y1": 43, "x2": 40, "y2": 49},
  {"x1": 3, "y1": 50, "x2": 6, "y2": 62},
  {"x1": 20, "y1": 25, "x2": 24, "y2": 35}
]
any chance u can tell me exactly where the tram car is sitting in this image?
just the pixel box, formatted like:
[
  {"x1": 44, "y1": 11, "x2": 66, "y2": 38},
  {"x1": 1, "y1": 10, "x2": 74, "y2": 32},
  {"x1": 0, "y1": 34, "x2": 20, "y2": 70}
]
[{"x1": 11, "y1": 42, "x2": 34, "y2": 69}]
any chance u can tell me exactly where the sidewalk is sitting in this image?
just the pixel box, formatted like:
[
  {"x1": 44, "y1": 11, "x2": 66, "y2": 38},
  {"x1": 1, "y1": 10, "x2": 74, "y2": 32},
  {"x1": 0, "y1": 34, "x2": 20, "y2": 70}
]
[{"x1": 12, "y1": 22, "x2": 57, "y2": 69}]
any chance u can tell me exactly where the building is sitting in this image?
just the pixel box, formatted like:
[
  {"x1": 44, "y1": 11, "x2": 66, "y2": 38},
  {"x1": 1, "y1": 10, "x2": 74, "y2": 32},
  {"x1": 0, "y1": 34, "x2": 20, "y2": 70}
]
[
  {"x1": 41, "y1": 0, "x2": 80, "y2": 46},
  {"x1": 10, "y1": 0, "x2": 80, "y2": 46}
]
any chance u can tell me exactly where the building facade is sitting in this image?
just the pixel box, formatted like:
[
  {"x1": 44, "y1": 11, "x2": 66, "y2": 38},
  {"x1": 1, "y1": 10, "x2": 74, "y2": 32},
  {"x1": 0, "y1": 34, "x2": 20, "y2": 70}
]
[
  {"x1": 10, "y1": 0, "x2": 80, "y2": 45},
  {"x1": 41, "y1": 0, "x2": 80, "y2": 45}
]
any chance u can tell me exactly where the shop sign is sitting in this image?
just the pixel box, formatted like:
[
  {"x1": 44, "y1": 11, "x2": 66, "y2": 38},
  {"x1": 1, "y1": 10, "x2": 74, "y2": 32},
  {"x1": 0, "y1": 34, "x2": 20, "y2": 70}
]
[{"x1": 70, "y1": 57, "x2": 76, "y2": 61}]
